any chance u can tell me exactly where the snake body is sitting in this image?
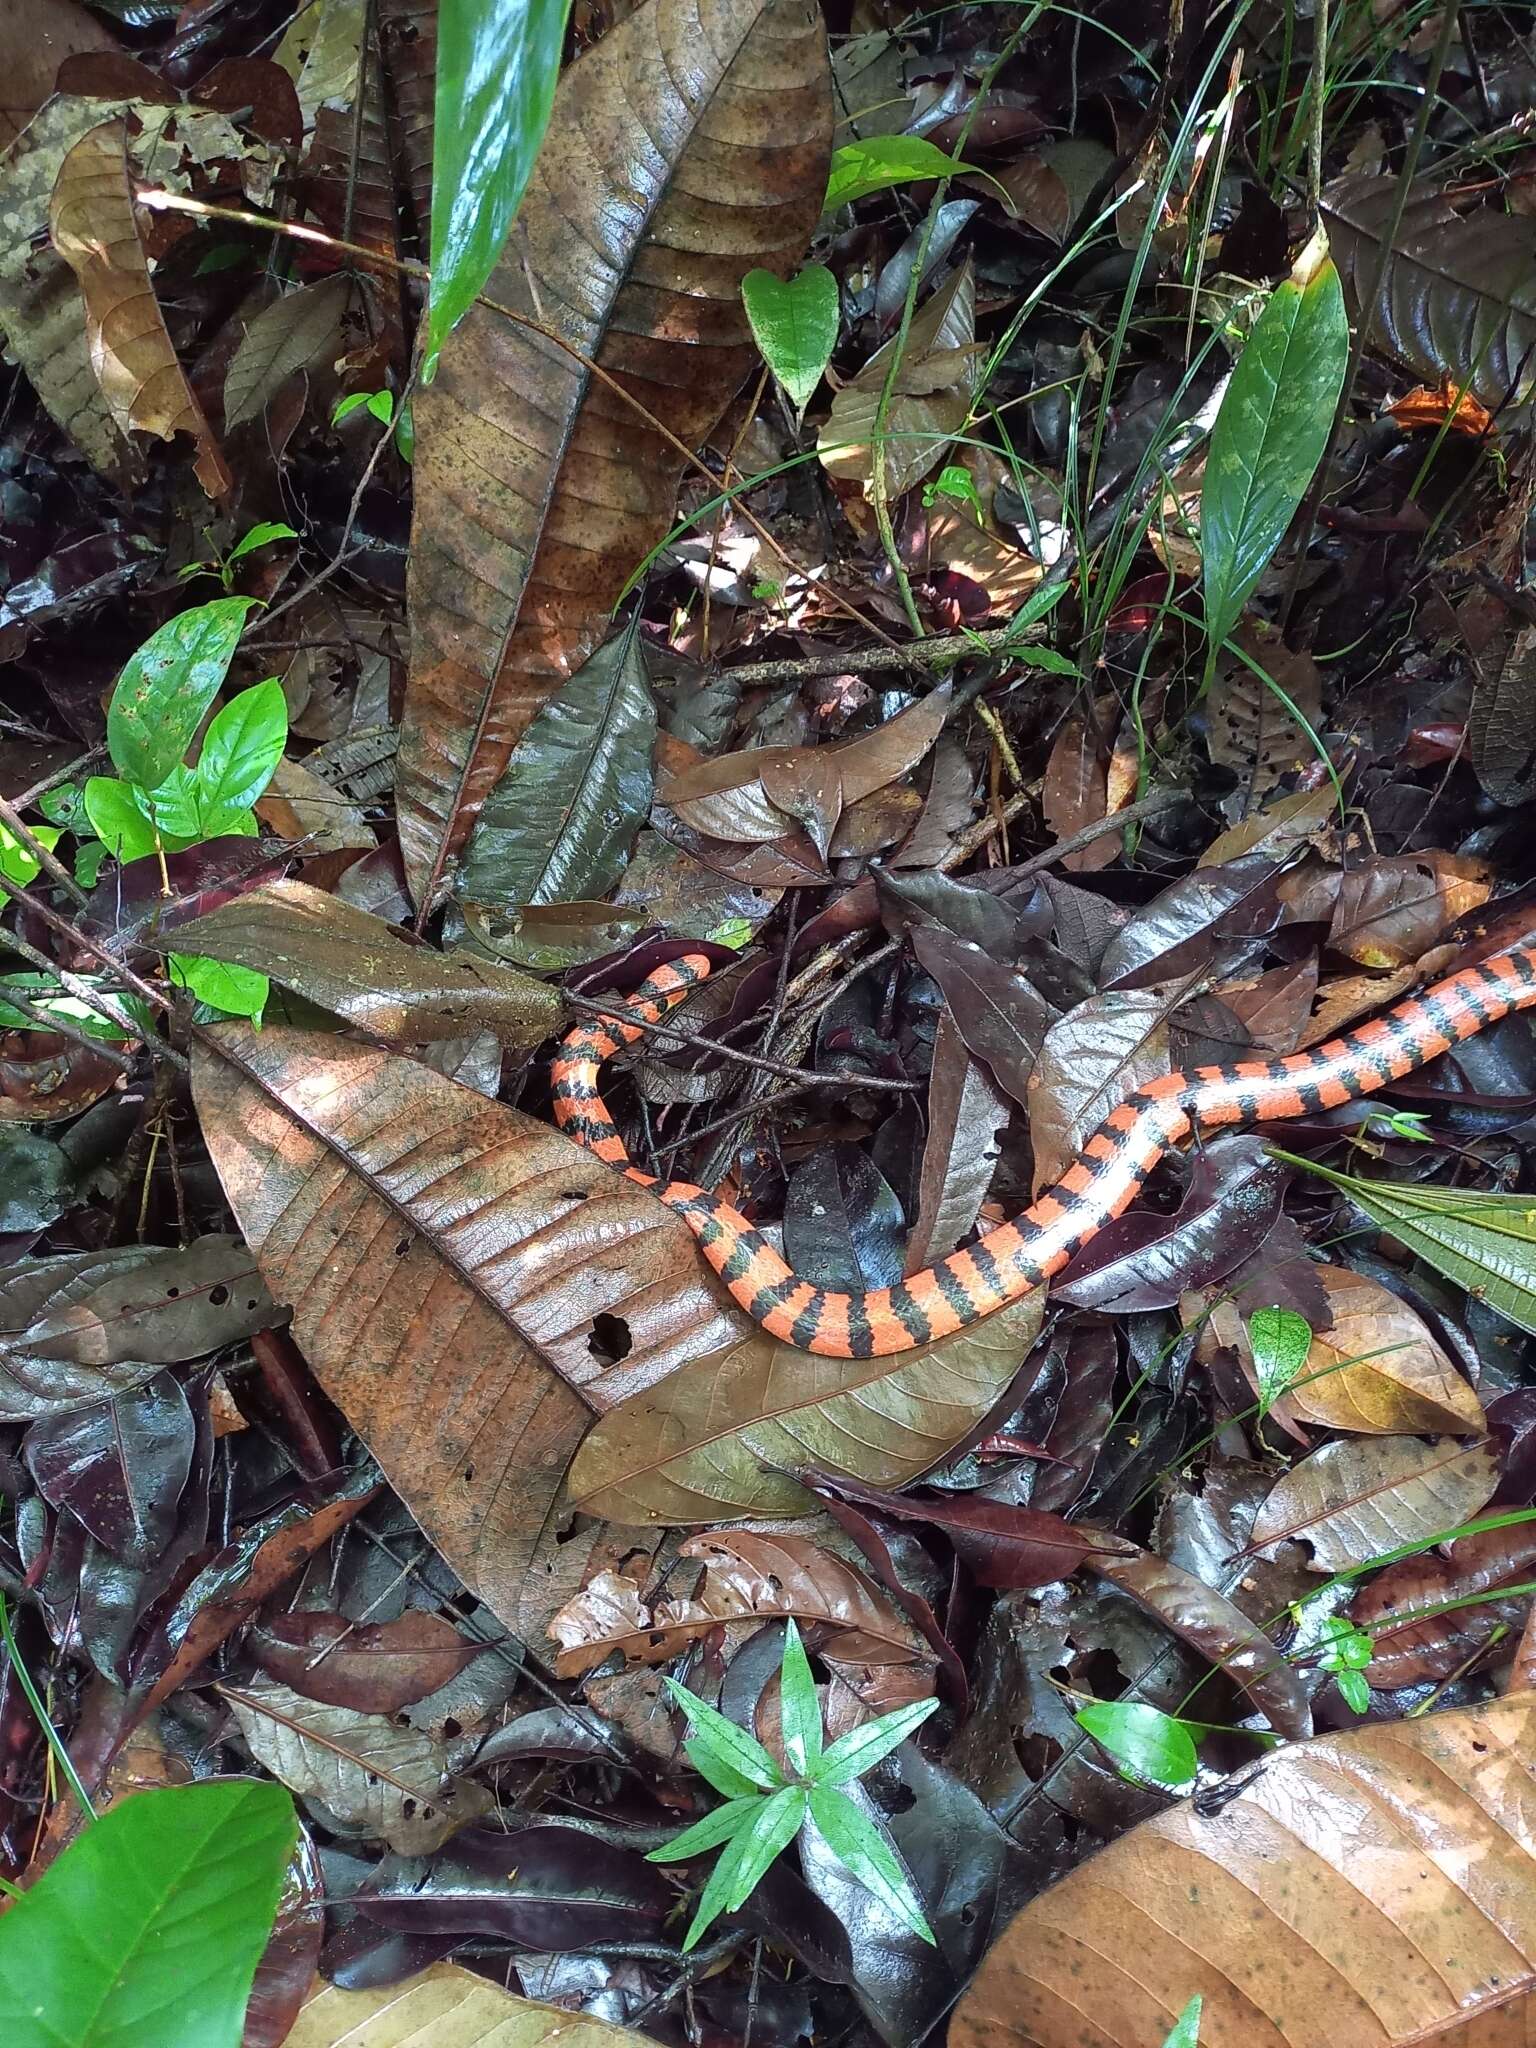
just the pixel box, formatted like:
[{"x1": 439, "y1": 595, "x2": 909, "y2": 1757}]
[{"x1": 552, "y1": 939, "x2": 1536, "y2": 1359}]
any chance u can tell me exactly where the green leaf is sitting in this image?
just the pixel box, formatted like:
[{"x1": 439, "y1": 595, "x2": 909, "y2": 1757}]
[
  {"x1": 646, "y1": 1792, "x2": 766, "y2": 1863},
  {"x1": 1011, "y1": 644, "x2": 1081, "y2": 677},
  {"x1": 169, "y1": 955, "x2": 269, "y2": 1021},
  {"x1": 0, "y1": 1779, "x2": 296, "y2": 2048},
  {"x1": 333, "y1": 391, "x2": 394, "y2": 427},
  {"x1": 0, "y1": 821, "x2": 60, "y2": 888},
  {"x1": 922, "y1": 463, "x2": 985, "y2": 519},
  {"x1": 83, "y1": 778, "x2": 159, "y2": 864},
  {"x1": 662, "y1": 1678, "x2": 782, "y2": 1792},
  {"x1": 426, "y1": 0, "x2": 572, "y2": 378},
  {"x1": 803, "y1": 1783, "x2": 935, "y2": 1944},
  {"x1": 1335, "y1": 1668, "x2": 1371, "y2": 1713},
  {"x1": 684, "y1": 1737, "x2": 766, "y2": 1803},
  {"x1": 195, "y1": 680, "x2": 288, "y2": 812},
  {"x1": 1199, "y1": 247, "x2": 1348, "y2": 681},
  {"x1": 458, "y1": 622, "x2": 656, "y2": 913},
  {"x1": 1249, "y1": 1304, "x2": 1314, "y2": 1416},
  {"x1": 1163, "y1": 1994, "x2": 1203, "y2": 2047},
  {"x1": 816, "y1": 1694, "x2": 939, "y2": 1787},
  {"x1": 107, "y1": 597, "x2": 259, "y2": 790},
  {"x1": 36, "y1": 785, "x2": 82, "y2": 829},
  {"x1": 825, "y1": 136, "x2": 981, "y2": 210},
  {"x1": 679, "y1": 1785, "x2": 806, "y2": 1952},
  {"x1": 223, "y1": 522, "x2": 298, "y2": 570},
  {"x1": 1272, "y1": 1147, "x2": 1536, "y2": 1336},
  {"x1": 140, "y1": 767, "x2": 203, "y2": 844},
  {"x1": 741, "y1": 264, "x2": 839, "y2": 413},
  {"x1": 1073, "y1": 1699, "x2": 1199, "y2": 1793},
  {"x1": 0, "y1": 977, "x2": 148, "y2": 1042},
  {"x1": 776, "y1": 1619, "x2": 823, "y2": 1779}
]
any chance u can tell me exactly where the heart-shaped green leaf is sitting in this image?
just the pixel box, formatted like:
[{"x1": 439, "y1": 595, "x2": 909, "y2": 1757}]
[{"x1": 742, "y1": 264, "x2": 839, "y2": 412}]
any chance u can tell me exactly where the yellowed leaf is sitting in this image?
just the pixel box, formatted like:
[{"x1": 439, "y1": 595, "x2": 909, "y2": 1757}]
[{"x1": 289, "y1": 1964, "x2": 644, "y2": 2047}]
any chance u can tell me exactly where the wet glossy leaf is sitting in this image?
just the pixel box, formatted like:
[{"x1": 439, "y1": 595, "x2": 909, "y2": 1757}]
[
  {"x1": 910, "y1": 926, "x2": 1057, "y2": 1107},
  {"x1": 250, "y1": 1610, "x2": 481, "y2": 1714},
  {"x1": 1073, "y1": 1700, "x2": 1198, "y2": 1794},
  {"x1": 951, "y1": 1697, "x2": 1536, "y2": 2047},
  {"x1": 743, "y1": 262, "x2": 839, "y2": 411},
  {"x1": 401, "y1": 0, "x2": 830, "y2": 905},
  {"x1": 194, "y1": 681, "x2": 287, "y2": 813},
  {"x1": 425, "y1": 0, "x2": 569, "y2": 375},
  {"x1": 1200, "y1": 247, "x2": 1348, "y2": 676},
  {"x1": 25, "y1": 1371, "x2": 193, "y2": 1564},
  {"x1": 825, "y1": 134, "x2": 978, "y2": 209},
  {"x1": 107, "y1": 598, "x2": 258, "y2": 790},
  {"x1": 1251, "y1": 1436, "x2": 1500, "y2": 1572},
  {"x1": 1349, "y1": 1522, "x2": 1536, "y2": 1688},
  {"x1": 1163, "y1": 1996, "x2": 1203, "y2": 2047},
  {"x1": 811, "y1": 1475, "x2": 1135, "y2": 1590},
  {"x1": 0, "y1": 1124, "x2": 79, "y2": 1232},
  {"x1": 457, "y1": 625, "x2": 656, "y2": 914},
  {"x1": 805, "y1": 1782, "x2": 934, "y2": 1943},
  {"x1": 171, "y1": 881, "x2": 563, "y2": 1050},
  {"x1": 1250, "y1": 1304, "x2": 1313, "y2": 1416},
  {"x1": 1027, "y1": 987, "x2": 1175, "y2": 1192},
  {"x1": 820, "y1": 261, "x2": 978, "y2": 502},
  {"x1": 0, "y1": 1780, "x2": 295, "y2": 2048},
  {"x1": 905, "y1": 1011, "x2": 1009, "y2": 1272},
  {"x1": 1280, "y1": 1150, "x2": 1536, "y2": 1337},
  {"x1": 784, "y1": 1144, "x2": 906, "y2": 1291}
]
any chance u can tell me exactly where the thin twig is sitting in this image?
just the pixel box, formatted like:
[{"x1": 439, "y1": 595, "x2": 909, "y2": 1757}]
[
  {"x1": 0, "y1": 873, "x2": 188, "y2": 1071},
  {"x1": 715, "y1": 621, "x2": 1044, "y2": 689},
  {"x1": 0, "y1": 791, "x2": 88, "y2": 907},
  {"x1": 0, "y1": 981, "x2": 136, "y2": 1074},
  {"x1": 564, "y1": 987, "x2": 923, "y2": 1094}
]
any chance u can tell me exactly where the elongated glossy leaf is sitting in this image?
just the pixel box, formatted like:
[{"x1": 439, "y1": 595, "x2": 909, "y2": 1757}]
[
  {"x1": 742, "y1": 262, "x2": 839, "y2": 410},
  {"x1": 401, "y1": 0, "x2": 831, "y2": 907},
  {"x1": 1200, "y1": 246, "x2": 1348, "y2": 670},
  {"x1": 951, "y1": 1697, "x2": 1536, "y2": 2047},
  {"x1": 565, "y1": 1293, "x2": 1045, "y2": 1522},
  {"x1": 824, "y1": 134, "x2": 977, "y2": 209},
  {"x1": 170, "y1": 880, "x2": 563, "y2": 1049},
  {"x1": 426, "y1": 0, "x2": 569, "y2": 376},
  {"x1": 457, "y1": 625, "x2": 656, "y2": 913},
  {"x1": 107, "y1": 597, "x2": 258, "y2": 790},
  {"x1": 1074, "y1": 1700, "x2": 1197, "y2": 1795},
  {"x1": 1325, "y1": 174, "x2": 1536, "y2": 411},
  {"x1": 289, "y1": 1964, "x2": 647, "y2": 2046},
  {"x1": 1251, "y1": 1436, "x2": 1500, "y2": 1572},
  {"x1": 193, "y1": 1027, "x2": 742, "y2": 1620},
  {"x1": 1281, "y1": 1151, "x2": 1536, "y2": 1338},
  {"x1": 0, "y1": 1780, "x2": 295, "y2": 2048}
]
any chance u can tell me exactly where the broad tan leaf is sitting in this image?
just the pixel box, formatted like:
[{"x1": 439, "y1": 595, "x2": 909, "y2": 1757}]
[
  {"x1": 0, "y1": 0, "x2": 121, "y2": 149},
  {"x1": 949, "y1": 1696, "x2": 1536, "y2": 2047},
  {"x1": 289, "y1": 1964, "x2": 644, "y2": 2047},
  {"x1": 1326, "y1": 173, "x2": 1536, "y2": 411},
  {"x1": 1205, "y1": 621, "x2": 1322, "y2": 802},
  {"x1": 819, "y1": 259, "x2": 979, "y2": 501},
  {"x1": 1026, "y1": 987, "x2": 1177, "y2": 1193},
  {"x1": 223, "y1": 1678, "x2": 490, "y2": 1854},
  {"x1": 566, "y1": 1293, "x2": 1045, "y2": 1522},
  {"x1": 48, "y1": 116, "x2": 231, "y2": 495},
  {"x1": 170, "y1": 880, "x2": 564, "y2": 1049},
  {"x1": 548, "y1": 1528, "x2": 931, "y2": 1680},
  {"x1": 1351, "y1": 1523, "x2": 1536, "y2": 1689},
  {"x1": 1251, "y1": 1435, "x2": 1500, "y2": 1571},
  {"x1": 398, "y1": 0, "x2": 832, "y2": 908},
  {"x1": 1041, "y1": 715, "x2": 1114, "y2": 873},
  {"x1": 223, "y1": 275, "x2": 353, "y2": 428},
  {"x1": 192, "y1": 1027, "x2": 743, "y2": 1618}
]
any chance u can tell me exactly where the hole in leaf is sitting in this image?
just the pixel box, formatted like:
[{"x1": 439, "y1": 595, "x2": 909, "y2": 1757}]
[
  {"x1": 560, "y1": 1188, "x2": 589, "y2": 1202},
  {"x1": 209, "y1": 1283, "x2": 229, "y2": 1306},
  {"x1": 463, "y1": 1466, "x2": 474, "y2": 1483},
  {"x1": 395, "y1": 1237, "x2": 411, "y2": 1257},
  {"x1": 166, "y1": 1286, "x2": 180, "y2": 1298},
  {"x1": 588, "y1": 1311, "x2": 632, "y2": 1364}
]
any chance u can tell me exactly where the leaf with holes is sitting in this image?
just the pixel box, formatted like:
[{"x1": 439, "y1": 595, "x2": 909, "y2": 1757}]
[
  {"x1": 192, "y1": 1027, "x2": 742, "y2": 1618},
  {"x1": 1251, "y1": 1436, "x2": 1500, "y2": 1572},
  {"x1": 400, "y1": 0, "x2": 831, "y2": 907}
]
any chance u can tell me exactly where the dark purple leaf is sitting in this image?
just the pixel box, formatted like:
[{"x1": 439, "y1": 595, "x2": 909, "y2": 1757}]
[
  {"x1": 1032, "y1": 1321, "x2": 1116, "y2": 1514},
  {"x1": 250, "y1": 1609, "x2": 482, "y2": 1714},
  {"x1": 877, "y1": 865, "x2": 1044, "y2": 960},
  {"x1": 809, "y1": 1485, "x2": 970, "y2": 1712},
  {"x1": 783, "y1": 1143, "x2": 906, "y2": 1291},
  {"x1": 1489, "y1": 1387, "x2": 1536, "y2": 1506},
  {"x1": 243, "y1": 1826, "x2": 324, "y2": 2048},
  {"x1": 82, "y1": 838, "x2": 295, "y2": 953},
  {"x1": 910, "y1": 926, "x2": 1059, "y2": 1106},
  {"x1": 24, "y1": 1371, "x2": 193, "y2": 1564},
  {"x1": 473, "y1": 1704, "x2": 626, "y2": 1768},
  {"x1": 1098, "y1": 853, "x2": 1289, "y2": 989},
  {"x1": 813, "y1": 1474, "x2": 1135, "y2": 1589}
]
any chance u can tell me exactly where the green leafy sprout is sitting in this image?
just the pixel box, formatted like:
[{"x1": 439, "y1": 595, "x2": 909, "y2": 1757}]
[
  {"x1": 178, "y1": 521, "x2": 298, "y2": 592},
  {"x1": 648, "y1": 1619, "x2": 939, "y2": 1951}
]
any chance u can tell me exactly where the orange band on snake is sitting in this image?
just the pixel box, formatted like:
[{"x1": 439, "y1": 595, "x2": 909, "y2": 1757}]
[{"x1": 552, "y1": 941, "x2": 1536, "y2": 1358}]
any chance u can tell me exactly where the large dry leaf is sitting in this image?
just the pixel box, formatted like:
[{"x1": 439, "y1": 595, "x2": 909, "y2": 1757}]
[
  {"x1": 289, "y1": 1964, "x2": 643, "y2": 2047},
  {"x1": 1026, "y1": 987, "x2": 1177, "y2": 1193},
  {"x1": 566, "y1": 1293, "x2": 1045, "y2": 1522},
  {"x1": 950, "y1": 1696, "x2": 1536, "y2": 2048},
  {"x1": 48, "y1": 116, "x2": 231, "y2": 495},
  {"x1": 223, "y1": 1679, "x2": 490, "y2": 1854},
  {"x1": 398, "y1": 0, "x2": 832, "y2": 908},
  {"x1": 1282, "y1": 1266, "x2": 1486, "y2": 1436},
  {"x1": 1326, "y1": 174, "x2": 1536, "y2": 412},
  {"x1": 0, "y1": 0, "x2": 120, "y2": 149},
  {"x1": 192, "y1": 1027, "x2": 743, "y2": 1617},
  {"x1": 1251, "y1": 1435, "x2": 1500, "y2": 1571},
  {"x1": 170, "y1": 880, "x2": 564, "y2": 1049}
]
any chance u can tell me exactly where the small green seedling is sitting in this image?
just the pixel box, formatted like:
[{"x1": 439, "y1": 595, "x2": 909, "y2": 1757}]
[
  {"x1": 334, "y1": 388, "x2": 395, "y2": 428},
  {"x1": 179, "y1": 522, "x2": 298, "y2": 592},
  {"x1": 1311, "y1": 1613, "x2": 1374, "y2": 1713},
  {"x1": 1362, "y1": 1108, "x2": 1434, "y2": 1145},
  {"x1": 1248, "y1": 1305, "x2": 1313, "y2": 1418},
  {"x1": 649, "y1": 1619, "x2": 938, "y2": 1951},
  {"x1": 1073, "y1": 1699, "x2": 1199, "y2": 1795},
  {"x1": 922, "y1": 463, "x2": 986, "y2": 522}
]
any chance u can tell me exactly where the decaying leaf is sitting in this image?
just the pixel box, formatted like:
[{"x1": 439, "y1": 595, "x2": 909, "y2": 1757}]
[
  {"x1": 950, "y1": 1696, "x2": 1536, "y2": 2046},
  {"x1": 250, "y1": 1610, "x2": 481, "y2": 1714},
  {"x1": 224, "y1": 1679, "x2": 490, "y2": 1854},
  {"x1": 1026, "y1": 987, "x2": 1177, "y2": 1192},
  {"x1": 566, "y1": 1294, "x2": 1046, "y2": 1523},
  {"x1": 398, "y1": 0, "x2": 832, "y2": 908},
  {"x1": 49, "y1": 116, "x2": 231, "y2": 495},
  {"x1": 905, "y1": 1010, "x2": 1009, "y2": 1273},
  {"x1": 170, "y1": 880, "x2": 565, "y2": 1049},
  {"x1": 193, "y1": 1027, "x2": 742, "y2": 1618},
  {"x1": 1251, "y1": 1435, "x2": 1501, "y2": 1571},
  {"x1": 289, "y1": 1965, "x2": 643, "y2": 2048},
  {"x1": 1204, "y1": 621, "x2": 1322, "y2": 801},
  {"x1": 819, "y1": 260, "x2": 980, "y2": 502},
  {"x1": 223, "y1": 276, "x2": 354, "y2": 429},
  {"x1": 1326, "y1": 173, "x2": 1536, "y2": 411},
  {"x1": 1471, "y1": 626, "x2": 1536, "y2": 806}
]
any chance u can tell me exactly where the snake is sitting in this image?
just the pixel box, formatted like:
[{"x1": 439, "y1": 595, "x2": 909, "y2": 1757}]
[{"x1": 551, "y1": 937, "x2": 1536, "y2": 1359}]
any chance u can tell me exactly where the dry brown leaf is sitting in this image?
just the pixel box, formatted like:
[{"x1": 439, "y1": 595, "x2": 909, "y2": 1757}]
[
  {"x1": 289, "y1": 1964, "x2": 644, "y2": 2047},
  {"x1": 274, "y1": 0, "x2": 363, "y2": 134},
  {"x1": 1326, "y1": 851, "x2": 1492, "y2": 969},
  {"x1": 1041, "y1": 715, "x2": 1113, "y2": 873},
  {"x1": 1205, "y1": 1265, "x2": 1486, "y2": 1436},
  {"x1": 1251, "y1": 1435, "x2": 1500, "y2": 1571},
  {"x1": 48, "y1": 115, "x2": 231, "y2": 495},
  {"x1": 192, "y1": 1026, "x2": 743, "y2": 1622},
  {"x1": 223, "y1": 275, "x2": 352, "y2": 428},
  {"x1": 949, "y1": 1696, "x2": 1536, "y2": 2047},
  {"x1": 548, "y1": 1527, "x2": 933, "y2": 1683},
  {"x1": 1026, "y1": 987, "x2": 1177, "y2": 1193},
  {"x1": 0, "y1": 0, "x2": 121, "y2": 149},
  {"x1": 820, "y1": 260, "x2": 979, "y2": 502},
  {"x1": 398, "y1": 0, "x2": 831, "y2": 908},
  {"x1": 1352, "y1": 1524, "x2": 1536, "y2": 1689},
  {"x1": 255, "y1": 754, "x2": 377, "y2": 852},
  {"x1": 1205, "y1": 620, "x2": 1323, "y2": 801}
]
